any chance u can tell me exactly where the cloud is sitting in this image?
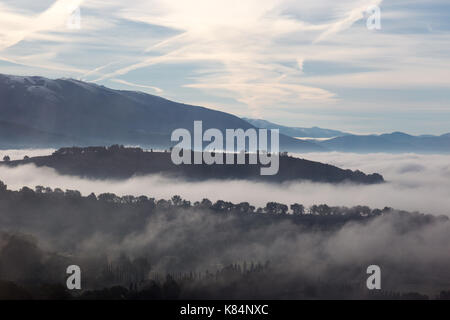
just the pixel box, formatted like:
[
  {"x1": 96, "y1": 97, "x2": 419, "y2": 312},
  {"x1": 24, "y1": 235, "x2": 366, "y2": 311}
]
[
  {"x1": 93, "y1": 0, "x2": 364, "y2": 109},
  {"x1": 0, "y1": 151, "x2": 450, "y2": 216},
  {"x1": 1, "y1": 176, "x2": 450, "y2": 296},
  {"x1": 0, "y1": 149, "x2": 56, "y2": 161},
  {"x1": 1, "y1": 0, "x2": 450, "y2": 133},
  {"x1": 313, "y1": 0, "x2": 383, "y2": 43},
  {"x1": 110, "y1": 78, "x2": 163, "y2": 94},
  {"x1": 1, "y1": 149, "x2": 450, "y2": 295},
  {"x1": 0, "y1": 0, "x2": 85, "y2": 50}
]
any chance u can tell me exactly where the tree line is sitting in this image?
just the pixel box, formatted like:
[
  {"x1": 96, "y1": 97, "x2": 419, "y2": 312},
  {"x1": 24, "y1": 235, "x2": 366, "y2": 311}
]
[{"x1": 0, "y1": 179, "x2": 397, "y2": 220}]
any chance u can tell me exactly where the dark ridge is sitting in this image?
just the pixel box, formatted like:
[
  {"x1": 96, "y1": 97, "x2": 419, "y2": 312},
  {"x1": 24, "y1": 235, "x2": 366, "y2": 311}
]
[
  {"x1": 0, "y1": 181, "x2": 445, "y2": 300},
  {"x1": 2, "y1": 145, "x2": 384, "y2": 184}
]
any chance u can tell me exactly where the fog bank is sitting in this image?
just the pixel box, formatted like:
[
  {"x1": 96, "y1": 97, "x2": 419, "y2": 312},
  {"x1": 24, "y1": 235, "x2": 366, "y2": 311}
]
[{"x1": 0, "y1": 152, "x2": 449, "y2": 215}]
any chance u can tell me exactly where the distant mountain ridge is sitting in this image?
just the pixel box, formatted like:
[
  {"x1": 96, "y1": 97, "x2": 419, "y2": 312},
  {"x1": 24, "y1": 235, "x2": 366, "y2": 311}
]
[
  {"x1": 319, "y1": 132, "x2": 450, "y2": 153},
  {"x1": 244, "y1": 118, "x2": 450, "y2": 153},
  {"x1": 1, "y1": 73, "x2": 449, "y2": 153},
  {"x1": 242, "y1": 118, "x2": 347, "y2": 138},
  {"x1": 0, "y1": 74, "x2": 322, "y2": 152}
]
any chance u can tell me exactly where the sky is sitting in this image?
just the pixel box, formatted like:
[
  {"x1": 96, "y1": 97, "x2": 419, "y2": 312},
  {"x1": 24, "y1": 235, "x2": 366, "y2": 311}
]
[{"x1": 0, "y1": 0, "x2": 449, "y2": 134}]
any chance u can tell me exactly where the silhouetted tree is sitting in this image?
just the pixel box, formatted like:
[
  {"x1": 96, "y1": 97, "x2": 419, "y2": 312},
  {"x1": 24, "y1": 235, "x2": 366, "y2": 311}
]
[
  {"x1": 171, "y1": 195, "x2": 183, "y2": 207},
  {"x1": 290, "y1": 203, "x2": 305, "y2": 215},
  {"x1": 317, "y1": 204, "x2": 331, "y2": 216},
  {"x1": 264, "y1": 202, "x2": 288, "y2": 214},
  {"x1": 0, "y1": 180, "x2": 7, "y2": 193}
]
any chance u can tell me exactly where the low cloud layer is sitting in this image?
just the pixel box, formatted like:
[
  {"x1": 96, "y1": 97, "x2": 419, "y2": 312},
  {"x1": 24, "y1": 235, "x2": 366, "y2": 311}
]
[
  {"x1": 0, "y1": 151, "x2": 449, "y2": 216},
  {"x1": 0, "y1": 148, "x2": 55, "y2": 161},
  {"x1": 1, "y1": 150, "x2": 450, "y2": 297}
]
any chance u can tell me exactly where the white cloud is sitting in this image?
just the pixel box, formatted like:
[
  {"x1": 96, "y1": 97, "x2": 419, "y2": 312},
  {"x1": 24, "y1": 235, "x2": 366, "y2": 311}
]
[
  {"x1": 92, "y1": 0, "x2": 375, "y2": 109},
  {"x1": 1, "y1": 0, "x2": 450, "y2": 130},
  {"x1": 110, "y1": 78, "x2": 163, "y2": 94},
  {"x1": 0, "y1": 0, "x2": 85, "y2": 50},
  {"x1": 0, "y1": 151, "x2": 450, "y2": 216}
]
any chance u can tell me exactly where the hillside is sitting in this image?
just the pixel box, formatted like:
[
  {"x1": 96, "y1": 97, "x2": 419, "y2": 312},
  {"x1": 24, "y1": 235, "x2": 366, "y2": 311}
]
[
  {"x1": 1, "y1": 145, "x2": 384, "y2": 184},
  {"x1": 0, "y1": 120, "x2": 79, "y2": 148},
  {"x1": 0, "y1": 74, "x2": 322, "y2": 152}
]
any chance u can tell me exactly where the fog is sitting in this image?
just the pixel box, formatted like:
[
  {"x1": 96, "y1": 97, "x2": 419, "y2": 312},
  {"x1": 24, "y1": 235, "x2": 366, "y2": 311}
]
[
  {"x1": 70, "y1": 206, "x2": 450, "y2": 294},
  {"x1": 1, "y1": 150, "x2": 450, "y2": 297},
  {"x1": 1, "y1": 188, "x2": 450, "y2": 296},
  {"x1": 1, "y1": 151, "x2": 450, "y2": 216},
  {"x1": 0, "y1": 148, "x2": 55, "y2": 160}
]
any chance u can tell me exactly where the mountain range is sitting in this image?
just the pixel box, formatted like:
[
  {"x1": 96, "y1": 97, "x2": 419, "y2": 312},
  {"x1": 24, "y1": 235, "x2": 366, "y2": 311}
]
[
  {"x1": 244, "y1": 119, "x2": 450, "y2": 153},
  {"x1": 0, "y1": 73, "x2": 449, "y2": 153},
  {"x1": 318, "y1": 132, "x2": 450, "y2": 153},
  {"x1": 242, "y1": 118, "x2": 347, "y2": 138},
  {"x1": 0, "y1": 74, "x2": 321, "y2": 152}
]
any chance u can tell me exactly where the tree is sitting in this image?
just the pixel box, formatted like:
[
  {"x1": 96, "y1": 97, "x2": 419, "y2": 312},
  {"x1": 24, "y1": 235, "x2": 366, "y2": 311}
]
[
  {"x1": 121, "y1": 195, "x2": 136, "y2": 204},
  {"x1": 171, "y1": 195, "x2": 183, "y2": 207},
  {"x1": 212, "y1": 200, "x2": 233, "y2": 212},
  {"x1": 181, "y1": 200, "x2": 191, "y2": 209},
  {"x1": 355, "y1": 205, "x2": 371, "y2": 216},
  {"x1": 99, "y1": 193, "x2": 119, "y2": 203},
  {"x1": 0, "y1": 180, "x2": 7, "y2": 192},
  {"x1": 137, "y1": 195, "x2": 148, "y2": 203},
  {"x1": 264, "y1": 202, "x2": 278, "y2": 214},
  {"x1": 278, "y1": 203, "x2": 289, "y2": 215},
  {"x1": 19, "y1": 186, "x2": 35, "y2": 198},
  {"x1": 65, "y1": 189, "x2": 82, "y2": 199},
  {"x1": 87, "y1": 193, "x2": 97, "y2": 201},
  {"x1": 35, "y1": 186, "x2": 45, "y2": 194},
  {"x1": 3, "y1": 155, "x2": 10, "y2": 162},
  {"x1": 317, "y1": 204, "x2": 331, "y2": 216},
  {"x1": 53, "y1": 188, "x2": 64, "y2": 195},
  {"x1": 200, "y1": 198, "x2": 212, "y2": 208},
  {"x1": 156, "y1": 199, "x2": 171, "y2": 209},
  {"x1": 309, "y1": 205, "x2": 319, "y2": 215},
  {"x1": 290, "y1": 203, "x2": 305, "y2": 215},
  {"x1": 371, "y1": 208, "x2": 382, "y2": 216},
  {"x1": 264, "y1": 202, "x2": 288, "y2": 215},
  {"x1": 235, "y1": 202, "x2": 254, "y2": 214}
]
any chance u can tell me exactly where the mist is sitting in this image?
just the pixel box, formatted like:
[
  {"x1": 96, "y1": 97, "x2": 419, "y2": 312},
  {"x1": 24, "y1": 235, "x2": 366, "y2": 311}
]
[
  {"x1": 1, "y1": 150, "x2": 450, "y2": 298},
  {"x1": 0, "y1": 151, "x2": 450, "y2": 216},
  {"x1": 0, "y1": 149, "x2": 55, "y2": 161},
  {"x1": 1, "y1": 190, "x2": 450, "y2": 297}
]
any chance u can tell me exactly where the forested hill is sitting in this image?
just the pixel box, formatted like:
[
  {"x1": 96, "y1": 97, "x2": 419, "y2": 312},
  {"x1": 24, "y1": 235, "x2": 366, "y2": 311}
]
[
  {"x1": 2, "y1": 145, "x2": 384, "y2": 184},
  {"x1": 0, "y1": 181, "x2": 446, "y2": 300}
]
